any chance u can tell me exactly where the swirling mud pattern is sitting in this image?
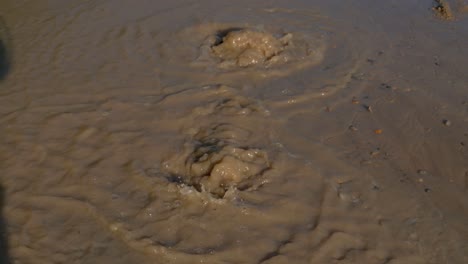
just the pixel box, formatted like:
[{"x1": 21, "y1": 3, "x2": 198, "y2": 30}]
[{"x1": 0, "y1": 0, "x2": 467, "y2": 264}]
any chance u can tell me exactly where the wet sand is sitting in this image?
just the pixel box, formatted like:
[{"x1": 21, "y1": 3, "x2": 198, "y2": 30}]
[{"x1": 0, "y1": 0, "x2": 467, "y2": 263}]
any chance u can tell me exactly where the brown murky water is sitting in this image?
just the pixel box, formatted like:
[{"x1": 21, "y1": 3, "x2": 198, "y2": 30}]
[{"x1": 0, "y1": 0, "x2": 467, "y2": 263}]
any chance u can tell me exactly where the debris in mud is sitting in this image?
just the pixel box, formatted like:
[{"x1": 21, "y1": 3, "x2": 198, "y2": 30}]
[
  {"x1": 374, "y1": 129, "x2": 383, "y2": 135},
  {"x1": 442, "y1": 119, "x2": 451, "y2": 126},
  {"x1": 417, "y1": 169, "x2": 428, "y2": 175},
  {"x1": 211, "y1": 28, "x2": 292, "y2": 68},
  {"x1": 380, "y1": 83, "x2": 393, "y2": 90},
  {"x1": 370, "y1": 148, "x2": 380, "y2": 157},
  {"x1": 433, "y1": 0, "x2": 454, "y2": 20}
]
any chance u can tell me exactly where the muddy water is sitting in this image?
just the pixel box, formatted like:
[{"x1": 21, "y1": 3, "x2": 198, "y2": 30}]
[{"x1": 0, "y1": 0, "x2": 467, "y2": 263}]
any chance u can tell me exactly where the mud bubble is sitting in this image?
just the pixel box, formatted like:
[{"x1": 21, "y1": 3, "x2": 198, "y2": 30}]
[
  {"x1": 196, "y1": 25, "x2": 325, "y2": 71},
  {"x1": 162, "y1": 126, "x2": 270, "y2": 198},
  {"x1": 210, "y1": 28, "x2": 293, "y2": 68},
  {"x1": 158, "y1": 23, "x2": 326, "y2": 80}
]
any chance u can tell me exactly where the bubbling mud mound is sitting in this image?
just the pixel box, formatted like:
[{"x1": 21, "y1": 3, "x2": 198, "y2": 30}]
[
  {"x1": 157, "y1": 22, "x2": 326, "y2": 80},
  {"x1": 156, "y1": 85, "x2": 273, "y2": 198},
  {"x1": 195, "y1": 24, "x2": 325, "y2": 71},
  {"x1": 156, "y1": 17, "x2": 375, "y2": 107},
  {"x1": 164, "y1": 141, "x2": 269, "y2": 198},
  {"x1": 163, "y1": 123, "x2": 270, "y2": 198},
  {"x1": 211, "y1": 29, "x2": 292, "y2": 68}
]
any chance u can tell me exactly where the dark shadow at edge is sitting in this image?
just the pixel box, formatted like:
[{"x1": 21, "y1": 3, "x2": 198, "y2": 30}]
[
  {"x1": 0, "y1": 185, "x2": 10, "y2": 264},
  {"x1": 0, "y1": 16, "x2": 11, "y2": 81},
  {"x1": 0, "y1": 40, "x2": 9, "y2": 81}
]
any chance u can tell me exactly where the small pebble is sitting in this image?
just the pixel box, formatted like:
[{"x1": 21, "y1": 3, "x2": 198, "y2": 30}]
[
  {"x1": 443, "y1": 119, "x2": 451, "y2": 126},
  {"x1": 349, "y1": 125, "x2": 358, "y2": 131},
  {"x1": 365, "y1": 105, "x2": 373, "y2": 113}
]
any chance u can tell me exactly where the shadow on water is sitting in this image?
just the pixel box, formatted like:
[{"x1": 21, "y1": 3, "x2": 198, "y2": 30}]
[
  {"x1": 0, "y1": 185, "x2": 10, "y2": 264},
  {"x1": 0, "y1": 16, "x2": 11, "y2": 81}
]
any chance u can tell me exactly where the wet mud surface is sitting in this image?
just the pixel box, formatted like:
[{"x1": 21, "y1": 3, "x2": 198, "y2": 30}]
[{"x1": 0, "y1": 0, "x2": 467, "y2": 263}]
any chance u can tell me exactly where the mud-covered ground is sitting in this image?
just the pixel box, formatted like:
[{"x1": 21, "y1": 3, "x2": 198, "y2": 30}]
[{"x1": 0, "y1": 0, "x2": 467, "y2": 263}]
